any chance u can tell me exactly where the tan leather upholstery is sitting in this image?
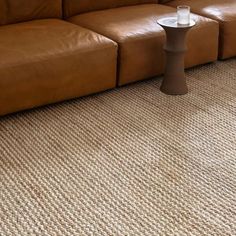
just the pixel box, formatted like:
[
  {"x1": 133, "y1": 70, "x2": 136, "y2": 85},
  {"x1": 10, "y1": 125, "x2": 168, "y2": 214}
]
[
  {"x1": 0, "y1": 19, "x2": 117, "y2": 116},
  {"x1": 63, "y1": 0, "x2": 158, "y2": 17},
  {"x1": 159, "y1": 0, "x2": 172, "y2": 3},
  {"x1": 165, "y1": 0, "x2": 236, "y2": 59},
  {"x1": 0, "y1": 0, "x2": 62, "y2": 25},
  {"x1": 68, "y1": 4, "x2": 219, "y2": 85}
]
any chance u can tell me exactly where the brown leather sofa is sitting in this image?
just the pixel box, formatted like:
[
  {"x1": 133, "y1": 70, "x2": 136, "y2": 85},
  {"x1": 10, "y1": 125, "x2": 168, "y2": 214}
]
[
  {"x1": 0, "y1": 0, "x2": 117, "y2": 116},
  {"x1": 66, "y1": 0, "x2": 219, "y2": 85},
  {"x1": 161, "y1": 0, "x2": 236, "y2": 59},
  {"x1": 1, "y1": 0, "x2": 234, "y2": 116}
]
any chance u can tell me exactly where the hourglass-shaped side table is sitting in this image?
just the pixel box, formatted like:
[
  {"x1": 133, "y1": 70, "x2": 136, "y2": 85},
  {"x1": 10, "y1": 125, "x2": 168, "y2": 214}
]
[{"x1": 157, "y1": 17, "x2": 195, "y2": 95}]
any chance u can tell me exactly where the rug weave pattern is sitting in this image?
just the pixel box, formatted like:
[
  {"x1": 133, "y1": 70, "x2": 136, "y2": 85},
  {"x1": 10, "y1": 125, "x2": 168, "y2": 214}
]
[{"x1": 0, "y1": 59, "x2": 236, "y2": 235}]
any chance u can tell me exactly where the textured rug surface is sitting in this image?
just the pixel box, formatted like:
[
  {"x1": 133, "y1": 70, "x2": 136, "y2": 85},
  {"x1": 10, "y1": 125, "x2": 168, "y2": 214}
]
[{"x1": 1, "y1": 59, "x2": 236, "y2": 236}]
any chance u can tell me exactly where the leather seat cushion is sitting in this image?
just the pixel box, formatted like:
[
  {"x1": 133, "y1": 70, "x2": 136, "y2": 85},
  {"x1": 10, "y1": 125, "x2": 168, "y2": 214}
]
[
  {"x1": 165, "y1": 0, "x2": 236, "y2": 59},
  {"x1": 68, "y1": 4, "x2": 219, "y2": 85},
  {"x1": 0, "y1": 19, "x2": 117, "y2": 116}
]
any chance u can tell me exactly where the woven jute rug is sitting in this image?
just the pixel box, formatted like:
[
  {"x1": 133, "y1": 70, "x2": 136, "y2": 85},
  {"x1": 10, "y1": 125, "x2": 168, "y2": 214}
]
[{"x1": 1, "y1": 59, "x2": 236, "y2": 236}]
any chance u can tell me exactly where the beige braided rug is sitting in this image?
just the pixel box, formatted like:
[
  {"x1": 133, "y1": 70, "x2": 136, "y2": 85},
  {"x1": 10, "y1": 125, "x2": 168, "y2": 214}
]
[{"x1": 0, "y1": 59, "x2": 236, "y2": 236}]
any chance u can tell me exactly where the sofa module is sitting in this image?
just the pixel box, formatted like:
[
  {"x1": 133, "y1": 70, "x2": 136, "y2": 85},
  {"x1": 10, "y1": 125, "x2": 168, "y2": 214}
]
[
  {"x1": 162, "y1": 0, "x2": 236, "y2": 59},
  {"x1": 65, "y1": 0, "x2": 219, "y2": 86},
  {"x1": 0, "y1": 0, "x2": 117, "y2": 116}
]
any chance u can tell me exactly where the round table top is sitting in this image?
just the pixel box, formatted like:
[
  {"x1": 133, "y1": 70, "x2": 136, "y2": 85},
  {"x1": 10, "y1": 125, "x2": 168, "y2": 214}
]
[{"x1": 157, "y1": 17, "x2": 196, "y2": 29}]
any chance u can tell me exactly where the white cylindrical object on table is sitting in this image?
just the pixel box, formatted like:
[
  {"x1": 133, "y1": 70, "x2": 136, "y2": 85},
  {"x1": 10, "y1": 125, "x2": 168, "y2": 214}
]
[{"x1": 177, "y1": 6, "x2": 190, "y2": 25}]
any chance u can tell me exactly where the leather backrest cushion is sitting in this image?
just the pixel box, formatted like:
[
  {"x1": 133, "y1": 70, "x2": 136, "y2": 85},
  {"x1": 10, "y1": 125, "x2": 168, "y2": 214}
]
[
  {"x1": 159, "y1": 0, "x2": 172, "y2": 3},
  {"x1": 0, "y1": 0, "x2": 62, "y2": 25},
  {"x1": 63, "y1": 0, "x2": 158, "y2": 18}
]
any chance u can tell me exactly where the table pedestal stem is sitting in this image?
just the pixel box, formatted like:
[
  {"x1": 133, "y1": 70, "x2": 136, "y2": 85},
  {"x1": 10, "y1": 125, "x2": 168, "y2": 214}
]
[{"x1": 160, "y1": 27, "x2": 190, "y2": 95}]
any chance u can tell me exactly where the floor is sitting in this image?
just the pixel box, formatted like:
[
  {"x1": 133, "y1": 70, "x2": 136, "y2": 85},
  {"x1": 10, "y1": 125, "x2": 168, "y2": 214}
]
[{"x1": 0, "y1": 59, "x2": 236, "y2": 235}]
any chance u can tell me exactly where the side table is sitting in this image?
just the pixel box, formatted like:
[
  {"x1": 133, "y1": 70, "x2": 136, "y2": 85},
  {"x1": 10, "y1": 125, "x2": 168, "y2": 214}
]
[{"x1": 157, "y1": 17, "x2": 195, "y2": 95}]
